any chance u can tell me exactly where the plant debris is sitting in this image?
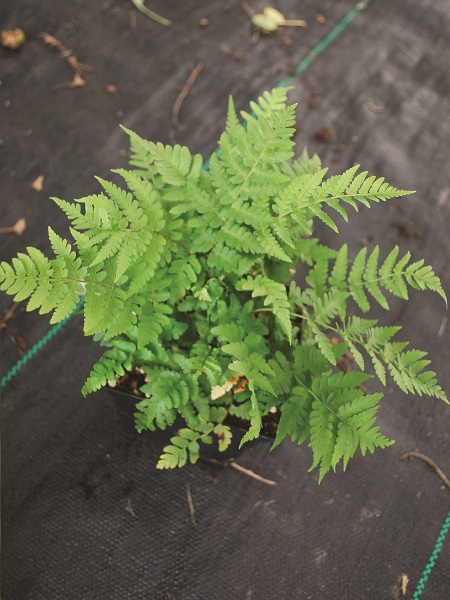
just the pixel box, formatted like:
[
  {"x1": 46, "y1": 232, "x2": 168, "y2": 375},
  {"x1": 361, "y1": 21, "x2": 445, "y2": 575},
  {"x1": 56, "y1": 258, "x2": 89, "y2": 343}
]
[
  {"x1": 170, "y1": 62, "x2": 203, "y2": 143},
  {"x1": 221, "y1": 44, "x2": 247, "y2": 62},
  {"x1": 242, "y1": 3, "x2": 303, "y2": 45},
  {"x1": 367, "y1": 98, "x2": 385, "y2": 113},
  {"x1": 130, "y1": 0, "x2": 170, "y2": 27},
  {"x1": 125, "y1": 497, "x2": 136, "y2": 517},
  {"x1": 315, "y1": 13, "x2": 327, "y2": 25},
  {"x1": 0, "y1": 303, "x2": 21, "y2": 329},
  {"x1": 250, "y1": 6, "x2": 307, "y2": 32},
  {"x1": 401, "y1": 574, "x2": 409, "y2": 596},
  {"x1": 31, "y1": 175, "x2": 45, "y2": 191},
  {"x1": 39, "y1": 32, "x2": 95, "y2": 91},
  {"x1": 314, "y1": 127, "x2": 334, "y2": 143},
  {"x1": 186, "y1": 483, "x2": 196, "y2": 526},
  {"x1": 391, "y1": 220, "x2": 421, "y2": 239},
  {"x1": 401, "y1": 451, "x2": 450, "y2": 489},
  {"x1": 0, "y1": 218, "x2": 26, "y2": 236},
  {"x1": 1, "y1": 28, "x2": 26, "y2": 50}
]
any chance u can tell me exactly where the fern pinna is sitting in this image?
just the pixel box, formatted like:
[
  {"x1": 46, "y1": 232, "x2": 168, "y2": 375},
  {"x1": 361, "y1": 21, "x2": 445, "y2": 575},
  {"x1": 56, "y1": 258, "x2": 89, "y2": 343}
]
[{"x1": 1, "y1": 87, "x2": 447, "y2": 481}]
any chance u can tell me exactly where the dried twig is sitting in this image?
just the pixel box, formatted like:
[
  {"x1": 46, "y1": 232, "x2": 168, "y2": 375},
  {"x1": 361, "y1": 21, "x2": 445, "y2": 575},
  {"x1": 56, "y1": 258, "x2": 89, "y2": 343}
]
[
  {"x1": 0, "y1": 303, "x2": 21, "y2": 329},
  {"x1": 186, "y1": 483, "x2": 196, "y2": 525},
  {"x1": 401, "y1": 451, "x2": 450, "y2": 489},
  {"x1": 172, "y1": 62, "x2": 204, "y2": 130},
  {"x1": 199, "y1": 456, "x2": 277, "y2": 486},
  {"x1": 229, "y1": 460, "x2": 277, "y2": 486},
  {"x1": 437, "y1": 315, "x2": 447, "y2": 337},
  {"x1": 241, "y1": 1, "x2": 254, "y2": 19},
  {"x1": 39, "y1": 32, "x2": 94, "y2": 91}
]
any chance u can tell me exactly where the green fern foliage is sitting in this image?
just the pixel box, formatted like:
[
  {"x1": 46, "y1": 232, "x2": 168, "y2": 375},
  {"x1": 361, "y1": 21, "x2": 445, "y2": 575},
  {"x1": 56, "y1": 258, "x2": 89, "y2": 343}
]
[{"x1": 1, "y1": 87, "x2": 447, "y2": 480}]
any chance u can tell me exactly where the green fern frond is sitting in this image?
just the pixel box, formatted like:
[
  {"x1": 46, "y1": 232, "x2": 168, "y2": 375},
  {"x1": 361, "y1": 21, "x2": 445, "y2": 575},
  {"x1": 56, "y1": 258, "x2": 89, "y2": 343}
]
[
  {"x1": 285, "y1": 148, "x2": 322, "y2": 177},
  {"x1": 241, "y1": 86, "x2": 290, "y2": 121},
  {"x1": 156, "y1": 428, "x2": 201, "y2": 469},
  {"x1": 386, "y1": 346, "x2": 448, "y2": 402},
  {"x1": 122, "y1": 126, "x2": 204, "y2": 186},
  {"x1": 0, "y1": 239, "x2": 84, "y2": 323},
  {"x1": 239, "y1": 392, "x2": 262, "y2": 447},
  {"x1": 240, "y1": 275, "x2": 292, "y2": 342},
  {"x1": 137, "y1": 300, "x2": 172, "y2": 348},
  {"x1": 308, "y1": 389, "x2": 392, "y2": 482},
  {"x1": 82, "y1": 339, "x2": 138, "y2": 395}
]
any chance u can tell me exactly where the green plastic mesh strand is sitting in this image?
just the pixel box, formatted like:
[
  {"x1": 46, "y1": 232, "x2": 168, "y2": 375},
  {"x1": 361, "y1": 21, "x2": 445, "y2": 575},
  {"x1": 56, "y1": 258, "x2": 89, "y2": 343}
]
[{"x1": 412, "y1": 511, "x2": 450, "y2": 598}]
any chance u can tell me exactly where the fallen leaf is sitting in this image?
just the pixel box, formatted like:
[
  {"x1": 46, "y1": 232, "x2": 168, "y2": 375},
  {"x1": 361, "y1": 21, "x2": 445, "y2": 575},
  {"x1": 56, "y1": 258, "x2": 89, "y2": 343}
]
[{"x1": 31, "y1": 175, "x2": 44, "y2": 191}]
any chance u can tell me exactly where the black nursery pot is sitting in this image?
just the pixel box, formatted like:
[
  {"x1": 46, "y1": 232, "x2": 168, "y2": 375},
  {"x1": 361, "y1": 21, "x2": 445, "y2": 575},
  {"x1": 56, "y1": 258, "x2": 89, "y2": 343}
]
[{"x1": 105, "y1": 386, "x2": 274, "y2": 461}]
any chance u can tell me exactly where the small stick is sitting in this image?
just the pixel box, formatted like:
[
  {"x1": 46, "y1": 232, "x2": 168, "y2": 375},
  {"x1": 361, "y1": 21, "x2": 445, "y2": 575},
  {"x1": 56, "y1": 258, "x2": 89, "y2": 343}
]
[
  {"x1": 39, "y1": 32, "x2": 94, "y2": 73},
  {"x1": 0, "y1": 218, "x2": 26, "y2": 235},
  {"x1": 186, "y1": 483, "x2": 196, "y2": 525},
  {"x1": 437, "y1": 315, "x2": 447, "y2": 337},
  {"x1": 40, "y1": 32, "x2": 94, "y2": 91},
  {"x1": 401, "y1": 451, "x2": 450, "y2": 489},
  {"x1": 199, "y1": 456, "x2": 277, "y2": 485},
  {"x1": 229, "y1": 461, "x2": 277, "y2": 486},
  {"x1": 0, "y1": 303, "x2": 20, "y2": 329},
  {"x1": 172, "y1": 62, "x2": 204, "y2": 130}
]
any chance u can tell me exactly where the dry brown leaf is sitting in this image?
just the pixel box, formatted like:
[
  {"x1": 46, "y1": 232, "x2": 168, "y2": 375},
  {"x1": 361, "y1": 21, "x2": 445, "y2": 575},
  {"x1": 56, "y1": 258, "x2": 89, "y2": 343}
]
[{"x1": 31, "y1": 175, "x2": 44, "y2": 191}]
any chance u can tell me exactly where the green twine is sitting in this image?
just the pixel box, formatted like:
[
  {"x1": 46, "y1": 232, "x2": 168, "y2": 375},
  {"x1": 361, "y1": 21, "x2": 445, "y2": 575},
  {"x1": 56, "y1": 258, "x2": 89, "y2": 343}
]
[
  {"x1": 279, "y1": 0, "x2": 371, "y2": 85},
  {"x1": 412, "y1": 511, "x2": 450, "y2": 598},
  {"x1": 0, "y1": 298, "x2": 85, "y2": 389}
]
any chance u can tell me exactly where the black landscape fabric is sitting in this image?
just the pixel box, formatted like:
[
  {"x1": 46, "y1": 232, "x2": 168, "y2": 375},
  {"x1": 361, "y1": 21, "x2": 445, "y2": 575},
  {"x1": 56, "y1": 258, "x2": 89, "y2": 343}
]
[{"x1": 1, "y1": 0, "x2": 449, "y2": 598}]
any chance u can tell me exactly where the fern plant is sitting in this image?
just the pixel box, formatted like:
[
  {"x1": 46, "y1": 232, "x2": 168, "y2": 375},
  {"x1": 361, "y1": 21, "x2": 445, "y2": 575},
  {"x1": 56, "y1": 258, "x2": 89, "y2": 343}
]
[{"x1": 1, "y1": 87, "x2": 447, "y2": 481}]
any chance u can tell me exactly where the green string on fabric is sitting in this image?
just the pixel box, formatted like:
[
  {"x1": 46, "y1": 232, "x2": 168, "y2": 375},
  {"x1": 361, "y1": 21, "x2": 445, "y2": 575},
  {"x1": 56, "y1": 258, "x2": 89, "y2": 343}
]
[
  {"x1": 412, "y1": 511, "x2": 450, "y2": 598},
  {"x1": 0, "y1": 298, "x2": 85, "y2": 388}
]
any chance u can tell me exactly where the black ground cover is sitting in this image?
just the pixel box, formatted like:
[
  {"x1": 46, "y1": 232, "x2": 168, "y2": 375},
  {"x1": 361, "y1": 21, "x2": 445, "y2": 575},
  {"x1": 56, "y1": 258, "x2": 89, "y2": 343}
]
[{"x1": 1, "y1": 1, "x2": 449, "y2": 598}]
